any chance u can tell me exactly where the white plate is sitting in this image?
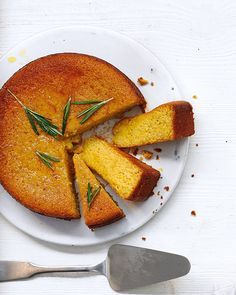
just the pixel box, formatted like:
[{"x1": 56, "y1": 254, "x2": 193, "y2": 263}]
[{"x1": 0, "y1": 26, "x2": 188, "y2": 246}]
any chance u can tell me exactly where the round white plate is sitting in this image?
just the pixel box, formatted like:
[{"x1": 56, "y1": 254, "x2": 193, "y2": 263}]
[{"x1": 0, "y1": 26, "x2": 188, "y2": 246}]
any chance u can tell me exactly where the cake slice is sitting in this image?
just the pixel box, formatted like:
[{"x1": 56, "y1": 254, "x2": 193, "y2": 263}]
[
  {"x1": 73, "y1": 154, "x2": 125, "y2": 228},
  {"x1": 112, "y1": 101, "x2": 195, "y2": 147},
  {"x1": 82, "y1": 137, "x2": 160, "y2": 201}
]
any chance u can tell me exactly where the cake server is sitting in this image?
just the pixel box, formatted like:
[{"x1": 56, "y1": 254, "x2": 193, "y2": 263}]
[{"x1": 0, "y1": 244, "x2": 190, "y2": 291}]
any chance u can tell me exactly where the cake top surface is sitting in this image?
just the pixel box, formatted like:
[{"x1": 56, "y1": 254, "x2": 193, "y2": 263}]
[{"x1": 0, "y1": 53, "x2": 145, "y2": 219}]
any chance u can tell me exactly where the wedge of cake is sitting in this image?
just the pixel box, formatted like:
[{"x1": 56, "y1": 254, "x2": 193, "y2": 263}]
[
  {"x1": 73, "y1": 154, "x2": 125, "y2": 228},
  {"x1": 112, "y1": 101, "x2": 195, "y2": 147},
  {"x1": 82, "y1": 137, "x2": 160, "y2": 201}
]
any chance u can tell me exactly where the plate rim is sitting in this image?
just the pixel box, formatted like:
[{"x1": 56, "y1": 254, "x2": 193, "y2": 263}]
[{"x1": 0, "y1": 25, "x2": 189, "y2": 246}]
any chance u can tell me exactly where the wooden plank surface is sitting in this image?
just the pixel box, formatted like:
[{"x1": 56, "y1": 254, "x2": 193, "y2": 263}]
[{"x1": 1, "y1": 0, "x2": 236, "y2": 294}]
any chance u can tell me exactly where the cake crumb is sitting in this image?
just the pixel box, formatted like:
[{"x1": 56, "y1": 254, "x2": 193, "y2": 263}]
[
  {"x1": 160, "y1": 202, "x2": 163, "y2": 206},
  {"x1": 191, "y1": 210, "x2": 196, "y2": 217},
  {"x1": 191, "y1": 174, "x2": 195, "y2": 178},
  {"x1": 171, "y1": 87, "x2": 174, "y2": 90},
  {"x1": 160, "y1": 196, "x2": 163, "y2": 199},
  {"x1": 226, "y1": 140, "x2": 228, "y2": 143},
  {"x1": 91, "y1": 228, "x2": 95, "y2": 232},
  {"x1": 157, "y1": 191, "x2": 160, "y2": 196},
  {"x1": 142, "y1": 150, "x2": 153, "y2": 160},
  {"x1": 150, "y1": 82, "x2": 154, "y2": 86},
  {"x1": 154, "y1": 148, "x2": 162, "y2": 152},
  {"x1": 196, "y1": 143, "x2": 199, "y2": 147},
  {"x1": 192, "y1": 95, "x2": 198, "y2": 99},
  {"x1": 164, "y1": 186, "x2": 169, "y2": 191},
  {"x1": 150, "y1": 68, "x2": 154, "y2": 72},
  {"x1": 139, "y1": 156, "x2": 144, "y2": 161},
  {"x1": 156, "y1": 155, "x2": 159, "y2": 160},
  {"x1": 142, "y1": 237, "x2": 146, "y2": 241},
  {"x1": 138, "y1": 77, "x2": 149, "y2": 86}
]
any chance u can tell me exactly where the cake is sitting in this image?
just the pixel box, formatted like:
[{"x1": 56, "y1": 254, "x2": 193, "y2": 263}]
[
  {"x1": 112, "y1": 101, "x2": 195, "y2": 147},
  {"x1": 73, "y1": 154, "x2": 125, "y2": 228},
  {"x1": 3, "y1": 53, "x2": 146, "y2": 137},
  {"x1": 0, "y1": 53, "x2": 145, "y2": 219},
  {"x1": 82, "y1": 137, "x2": 160, "y2": 201},
  {"x1": 0, "y1": 52, "x2": 193, "y2": 224}
]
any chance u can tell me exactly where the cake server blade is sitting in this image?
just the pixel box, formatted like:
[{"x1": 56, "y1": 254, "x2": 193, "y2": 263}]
[
  {"x1": 0, "y1": 244, "x2": 190, "y2": 291},
  {"x1": 106, "y1": 244, "x2": 191, "y2": 291}
]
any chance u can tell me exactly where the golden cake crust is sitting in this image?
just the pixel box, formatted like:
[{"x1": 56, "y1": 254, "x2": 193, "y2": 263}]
[{"x1": 171, "y1": 101, "x2": 195, "y2": 139}]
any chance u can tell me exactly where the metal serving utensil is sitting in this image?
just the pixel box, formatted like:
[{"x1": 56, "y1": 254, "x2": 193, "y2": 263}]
[{"x1": 0, "y1": 244, "x2": 190, "y2": 291}]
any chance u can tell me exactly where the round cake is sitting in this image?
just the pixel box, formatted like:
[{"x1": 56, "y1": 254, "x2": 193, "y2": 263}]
[{"x1": 0, "y1": 53, "x2": 145, "y2": 219}]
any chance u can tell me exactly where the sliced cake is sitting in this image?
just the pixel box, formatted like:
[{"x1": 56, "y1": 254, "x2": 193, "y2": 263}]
[
  {"x1": 0, "y1": 53, "x2": 145, "y2": 219},
  {"x1": 73, "y1": 154, "x2": 125, "y2": 228},
  {"x1": 82, "y1": 137, "x2": 160, "y2": 201},
  {"x1": 112, "y1": 101, "x2": 195, "y2": 147}
]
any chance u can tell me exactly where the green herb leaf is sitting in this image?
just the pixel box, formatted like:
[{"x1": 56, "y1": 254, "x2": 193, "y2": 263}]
[
  {"x1": 78, "y1": 97, "x2": 113, "y2": 125},
  {"x1": 77, "y1": 104, "x2": 98, "y2": 118},
  {"x1": 92, "y1": 186, "x2": 101, "y2": 200},
  {"x1": 87, "y1": 182, "x2": 101, "y2": 209},
  {"x1": 36, "y1": 150, "x2": 60, "y2": 170},
  {"x1": 72, "y1": 100, "x2": 102, "y2": 105},
  {"x1": 7, "y1": 89, "x2": 62, "y2": 138},
  {"x1": 87, "y1": 182, "x2": 92, "y2": 201},
  {"x1": 25, "y1": 109, "x2": 39, "y2": 135},
  {"x1": 79, "y1": 105, "x2": 102, "y2": 124},
  {"x1": 62, "y1": 97, "x2": 71, "y2": 135}
]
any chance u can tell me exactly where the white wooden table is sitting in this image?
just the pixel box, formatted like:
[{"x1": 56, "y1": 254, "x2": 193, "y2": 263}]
[{"x1": 1, "y1": 0, "x2": 236, "y2": 294}]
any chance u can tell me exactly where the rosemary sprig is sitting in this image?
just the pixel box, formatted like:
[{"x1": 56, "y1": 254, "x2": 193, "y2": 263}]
[
  {"x1": 7, "y1": 89, "x2": 62, "y2": 138},
  {"x1": 87, "y1": 182, "x2": 101, "y2": 209},
  {"x1": 78, "y1": 97, "x2": 113, "y2": 125},
  {"x1": 72, "y1": 100, "x2": 102, "y2": 105},
  {"x1": 62, "y1": 96, "x2": 71, "y2": 135},
  {"x1": 36, "y1": 150, "x2": 60, "y2": 170}
]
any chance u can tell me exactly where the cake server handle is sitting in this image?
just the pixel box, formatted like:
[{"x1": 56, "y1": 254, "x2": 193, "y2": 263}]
[{"x1": 0, "y1": 261, "x2": 104, "y2": 282}]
